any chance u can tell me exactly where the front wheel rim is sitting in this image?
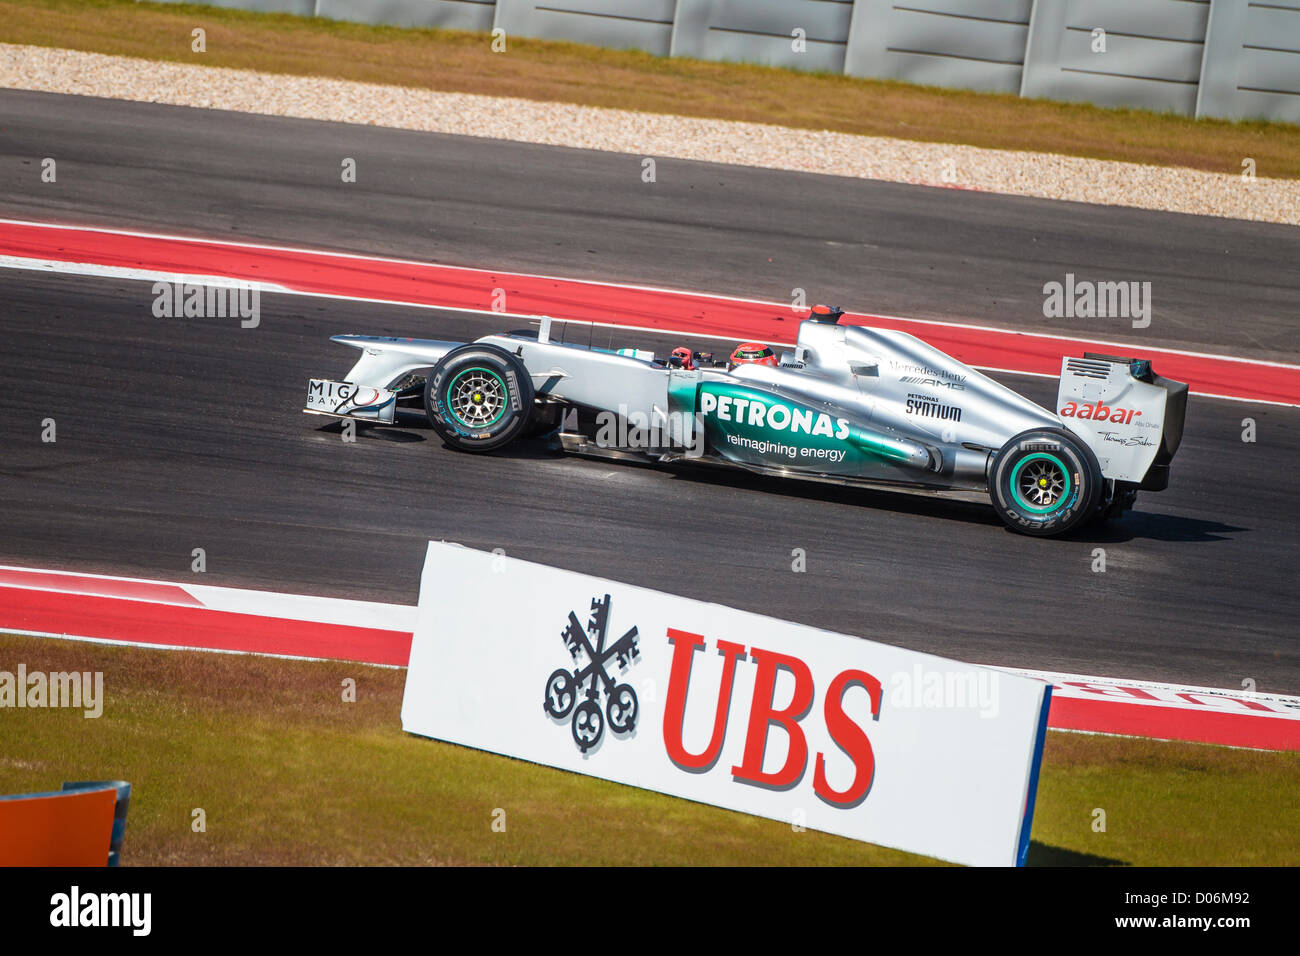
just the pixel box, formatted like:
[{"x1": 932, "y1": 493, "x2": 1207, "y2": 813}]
[
  {"x1": 446, "y1": 367, "x2": 507, "y2": 428},
  {"x1": 1011, "y1": 453, "x2": 1071, "y2": 513}
]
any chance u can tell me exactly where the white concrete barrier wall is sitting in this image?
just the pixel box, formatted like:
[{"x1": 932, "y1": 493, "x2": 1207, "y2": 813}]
[
  {"x1": 845, "y1": 0, "x2": 1032, "y2": 95},
  {"x1": 319, "y1": 0, "x2": 495, "y2": 32},
  {"x1": 672, "y1": 0, "x2": 854, "y2": 73},
  {"x1": 1020, "y1": 0, "x2": 1209, "y2": 116},
  {"x1": 182, "y1": 0, "x2": 315, "y2": 13},
  {"x1": 1197, "y1": 0, "x2": 1300, "y2": 124},
  {"x1": 496, "y1": 0, "x2": 676, "y2": 55},
  {"x1": 153, "y1": 0, "x2": 1300, "y2": 126}
]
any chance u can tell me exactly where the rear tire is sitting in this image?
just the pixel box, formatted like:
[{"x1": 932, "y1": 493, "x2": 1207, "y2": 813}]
[
  {"x1": 425, "y1": 344, "x2": 535, "y2": 453},
  {"x1": 988, "y1": 428, "x2": 1102, "y2": 537}
]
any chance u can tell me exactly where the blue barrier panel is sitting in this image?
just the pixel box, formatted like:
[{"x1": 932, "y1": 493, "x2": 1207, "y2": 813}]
[{"x1": 63, "y1": 781, "x2": 132, "y2": 867}]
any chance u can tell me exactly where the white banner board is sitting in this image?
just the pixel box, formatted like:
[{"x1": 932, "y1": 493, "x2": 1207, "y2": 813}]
[{"x1": 402, "y1": 542, "x2": 1052, "y2": 866}]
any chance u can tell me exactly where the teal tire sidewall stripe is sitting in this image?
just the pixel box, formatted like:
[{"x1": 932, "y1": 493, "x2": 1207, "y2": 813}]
[
  {"x1": 1010, "y1": 452, "x2": 1072, "y2": 515},
  {"x1": 445, "y1": 366, "x2": 508, "y2": 429}
]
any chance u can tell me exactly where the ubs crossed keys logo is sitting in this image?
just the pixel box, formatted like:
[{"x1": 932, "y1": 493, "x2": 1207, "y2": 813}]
[{"x1": 543, "y1": 594, "x2": 640, "y2": 754}]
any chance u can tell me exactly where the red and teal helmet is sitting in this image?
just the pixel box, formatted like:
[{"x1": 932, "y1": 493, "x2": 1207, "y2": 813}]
[{"x1": 728, "y1": 342, "x2": 778, "y2": 370}]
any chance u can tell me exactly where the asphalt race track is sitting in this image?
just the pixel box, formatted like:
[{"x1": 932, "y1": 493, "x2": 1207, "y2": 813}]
[
  {"x1": 2, "y1": 89, "x2": 1298, "y2": 360},
  {"x1": 0, "y1": 89, "x2": 1296, "y2": 691}
]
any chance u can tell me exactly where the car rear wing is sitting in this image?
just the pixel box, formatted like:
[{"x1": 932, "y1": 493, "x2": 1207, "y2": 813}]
[{"x1": 1056, "y1": 355, "x2": 1188, "y2": 490}]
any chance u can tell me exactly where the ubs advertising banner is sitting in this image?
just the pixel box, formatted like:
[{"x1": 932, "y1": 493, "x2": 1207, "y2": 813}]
[{"x1": 402, "y1": 542, "x2": 1051, "y2": 866}]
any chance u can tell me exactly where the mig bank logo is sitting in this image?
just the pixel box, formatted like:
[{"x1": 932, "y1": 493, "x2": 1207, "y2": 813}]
[{"x1": 543, "y1": 594, "x2": 641, "y2": 754}]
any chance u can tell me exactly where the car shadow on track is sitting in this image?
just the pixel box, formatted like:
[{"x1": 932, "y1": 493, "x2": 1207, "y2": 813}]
[
  {"x1": 319, "y1": 424, "x2": 1250, "y2": 543},
  {"x1": 632, "y1": 456, "x2": 1248, "y2": 545},
  {"x1": 1071, "y1": 512, "x2": 1247, "y2": 545},
  {"x1": 319, "y1": 417, "x2": 569, "y2": 457},
  {"x1": 314, "y1": 420, "x2": 427, "y2": 443},
  {"x1": 630, "y1": 457, "x2": 1010, "y2": 529}
]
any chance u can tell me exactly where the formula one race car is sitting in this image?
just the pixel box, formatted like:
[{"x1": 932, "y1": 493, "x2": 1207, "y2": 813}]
[{"x1": 305, "y1": 305, "x2": 1187, "y2": 537}]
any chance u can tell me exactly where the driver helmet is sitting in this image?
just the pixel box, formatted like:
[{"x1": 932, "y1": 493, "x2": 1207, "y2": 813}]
[{"x1": 728, "y1": 342, "x2": 778, "y2": 371}]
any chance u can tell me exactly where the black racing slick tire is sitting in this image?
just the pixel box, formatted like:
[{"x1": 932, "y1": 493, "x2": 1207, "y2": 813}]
[
  {"x1": 425, "y1": 344, "x2": 535, "y2": 453},
  {"x1": 988, "y1": 428, "x2": 1103, "y2": 537}
]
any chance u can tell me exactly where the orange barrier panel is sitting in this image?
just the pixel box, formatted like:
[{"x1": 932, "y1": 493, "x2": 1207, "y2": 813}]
[{"x1": 0, "y1": 785, "x2": 118, "y2": 866}]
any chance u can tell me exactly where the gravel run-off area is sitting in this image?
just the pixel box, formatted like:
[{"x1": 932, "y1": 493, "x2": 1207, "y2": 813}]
[{"x1": 2, "y1": 42, "x2": 1297, "y2": 226}]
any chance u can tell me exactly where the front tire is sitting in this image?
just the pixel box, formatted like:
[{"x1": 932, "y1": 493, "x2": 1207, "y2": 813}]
[
  {"x1": 988, "y1": 428, "x2": 1102, "y2": 537},
  {"x1": 425, "y1": 344, "x2": 535, "y2": 453}
]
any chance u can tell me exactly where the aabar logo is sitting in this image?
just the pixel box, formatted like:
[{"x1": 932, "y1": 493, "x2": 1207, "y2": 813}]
[
  {"x1": 1060, "y1": 400, "x2": 1141, "y2": 424},
  {"x1": 701, "y1": 390, "x2": 850, "y2": 440},
  {"x1": 543, "y1": 594, "x2": 640, "y2": 754},
  {"x1": 661, "y1": 630, "x2": 882, "y2": 809}
]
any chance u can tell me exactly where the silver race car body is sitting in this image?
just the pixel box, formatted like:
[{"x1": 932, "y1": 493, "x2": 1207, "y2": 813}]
[{"x1": 305, "y1": 309, "x2": 1187, "y2": 536}]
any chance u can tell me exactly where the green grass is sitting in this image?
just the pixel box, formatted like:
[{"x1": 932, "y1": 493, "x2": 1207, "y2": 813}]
[
  {"x1": 2, "y1": 634, "x2": 1296, "y2": 865},
  {"x1": 1030, "y1": 733, "x2": 1299, "y2": 866},
  {"x1": 4, "y1": 0, "x2": 1300, "y2": 179}
]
